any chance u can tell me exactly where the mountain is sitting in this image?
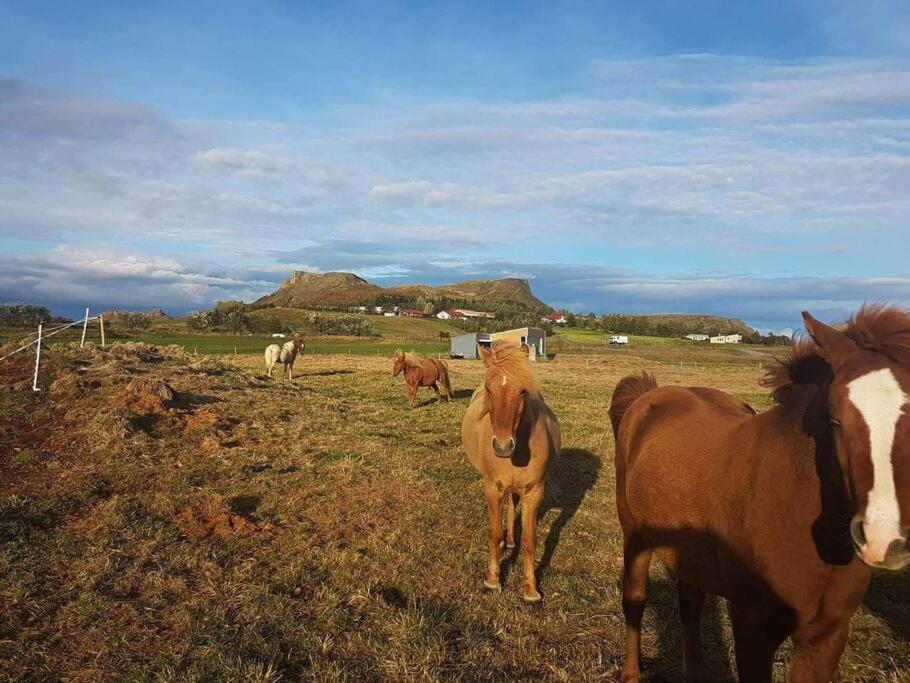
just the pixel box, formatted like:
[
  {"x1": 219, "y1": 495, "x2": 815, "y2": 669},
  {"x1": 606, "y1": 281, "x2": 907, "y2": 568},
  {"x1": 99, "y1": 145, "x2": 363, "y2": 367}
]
[
  {"x1": 253, "y1": 272, "x2": 549, "y2": 311},
  {"x1": 385, "y1": 278, "x2": 546, "y2": 309},
  {"x1": 254, "y1": 272, "x2": 384, "y2": 308},
  {"x1": 601, "y1": 313, "x2": 756, "y2": 337}
]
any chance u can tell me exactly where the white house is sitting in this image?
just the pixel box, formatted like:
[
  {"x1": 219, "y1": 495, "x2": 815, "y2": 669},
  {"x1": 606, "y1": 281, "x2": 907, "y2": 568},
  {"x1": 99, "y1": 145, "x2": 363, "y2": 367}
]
[
  {"x1": 373, "y1": 306, "x2": 384, "y2": 314},
  {"x1": 709, "y1": 334, "x2": 743, "y2": 344},
  {"x1": 437, "y1": 309, "x2": 467, "y2": 320},
  {"x1": 685, "y1": 334, "x2": 710, "y2": 341},
  {"x1": 455, "y1": 309, "x2": 495, "y2": 319},
  {"x1": 545, "y1": 312, "x2": 567, "y2": 324}
]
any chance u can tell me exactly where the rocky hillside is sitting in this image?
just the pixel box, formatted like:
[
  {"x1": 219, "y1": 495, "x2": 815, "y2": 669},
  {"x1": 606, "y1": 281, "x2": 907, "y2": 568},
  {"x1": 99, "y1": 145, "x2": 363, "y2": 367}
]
[
  {"x1": 253, "y1": 272, "x2": 384, "y2": 308},
  {"x1": 254, "y1": 272, "x2": 549, "y2": 311}
]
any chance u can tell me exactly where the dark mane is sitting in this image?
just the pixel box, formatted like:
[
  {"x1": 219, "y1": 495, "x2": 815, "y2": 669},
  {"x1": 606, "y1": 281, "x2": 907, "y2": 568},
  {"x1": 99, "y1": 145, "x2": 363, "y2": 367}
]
[{"x1": 761, "y1": 305, "x2": 910, "y2": 403}]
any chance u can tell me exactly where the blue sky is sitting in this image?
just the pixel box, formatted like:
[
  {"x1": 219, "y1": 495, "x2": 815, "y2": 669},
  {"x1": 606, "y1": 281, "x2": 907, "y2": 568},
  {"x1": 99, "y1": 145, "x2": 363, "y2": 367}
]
[{"x1": 1, "y1": 1, "x2": 910, "y2": 332}]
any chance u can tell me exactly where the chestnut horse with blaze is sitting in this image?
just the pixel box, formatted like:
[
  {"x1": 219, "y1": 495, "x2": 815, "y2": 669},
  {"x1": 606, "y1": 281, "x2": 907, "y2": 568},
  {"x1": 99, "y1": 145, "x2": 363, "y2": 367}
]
[
  {"x1": 610, "y1": 305, "x2": 910, "y2": 682},
  {"x1": 392, "y1": 349, "x2": 452, "y2": 409},
  {"x1": 462, "y1": 341, "x2": 561, "y2": 602}
]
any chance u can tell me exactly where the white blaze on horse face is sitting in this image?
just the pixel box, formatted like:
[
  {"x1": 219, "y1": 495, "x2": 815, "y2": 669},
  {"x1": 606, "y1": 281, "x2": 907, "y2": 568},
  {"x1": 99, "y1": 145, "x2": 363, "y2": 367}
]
[
  {"x1": 848, "y1": 368, "x2": 908, "y2": 563},
  {"x1": 501, "y1": 375, "x2": 508, "y2": 387}
]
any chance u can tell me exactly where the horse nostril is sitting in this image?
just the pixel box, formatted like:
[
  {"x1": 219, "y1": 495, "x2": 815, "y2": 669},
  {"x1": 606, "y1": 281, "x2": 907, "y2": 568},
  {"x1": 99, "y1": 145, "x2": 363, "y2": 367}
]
[
  {"x1": 507, "y1": 437, "x2": 515, "y2": 452},
  {"x1": 850, "y1": 519, "x2": 867, "y2": 547}
]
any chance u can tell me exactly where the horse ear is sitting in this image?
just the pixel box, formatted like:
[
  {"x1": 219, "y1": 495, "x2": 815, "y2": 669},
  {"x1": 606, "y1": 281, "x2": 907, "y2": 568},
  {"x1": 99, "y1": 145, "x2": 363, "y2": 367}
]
[
  {"x1": 477, "y1": 344, "x2": 492, "y2": 365},
  {"x1": 802, "y1": 311, "x2": 857, "y2": 367}
]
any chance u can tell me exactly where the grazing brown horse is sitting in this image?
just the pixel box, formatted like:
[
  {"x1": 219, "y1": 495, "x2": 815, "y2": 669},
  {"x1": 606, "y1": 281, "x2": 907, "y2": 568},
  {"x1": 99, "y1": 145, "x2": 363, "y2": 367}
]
[
  {"x1": 462, "y1": 340, "x2": 561, "y2": 602},
  {"x1": 391, "y1": 349, "x2": 452, "y2": 409},
  {"x1": 610, "y1": 305, "x2": 910, "y2": 682}
]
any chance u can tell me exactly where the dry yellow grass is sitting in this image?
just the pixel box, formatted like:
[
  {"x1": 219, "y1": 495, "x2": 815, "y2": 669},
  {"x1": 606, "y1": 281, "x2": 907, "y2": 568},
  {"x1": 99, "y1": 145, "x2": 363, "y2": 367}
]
[{"x1": 0, "y1": 343, "x2": 907, "y2": 681}]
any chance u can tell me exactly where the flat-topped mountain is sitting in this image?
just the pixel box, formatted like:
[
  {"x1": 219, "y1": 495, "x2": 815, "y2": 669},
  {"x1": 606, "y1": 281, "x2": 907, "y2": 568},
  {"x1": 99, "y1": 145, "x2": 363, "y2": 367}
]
[{"x1": 254, "y1": 272, "x2": 549, "y2": 310}]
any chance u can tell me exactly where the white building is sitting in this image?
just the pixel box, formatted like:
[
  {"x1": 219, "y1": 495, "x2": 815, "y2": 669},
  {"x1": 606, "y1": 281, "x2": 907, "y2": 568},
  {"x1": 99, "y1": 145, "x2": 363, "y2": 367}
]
[
  {"x1": 455, "y1": 309, "x2": 496, "y2": 319},
  {"x1": 685, "y1": 334, "x2": 710, "y2": 341},
  {"x1": 709, "y1": 334, "x2": 743, "y2": 344}
]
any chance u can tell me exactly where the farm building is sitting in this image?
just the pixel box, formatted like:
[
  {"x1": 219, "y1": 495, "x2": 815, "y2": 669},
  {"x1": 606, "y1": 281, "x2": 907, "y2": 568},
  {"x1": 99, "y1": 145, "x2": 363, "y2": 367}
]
[
  {"x1": 436, "y1": 309, "x2": 467, "y2": 320},
  {"x1": 545, "y1": 312, "x2": 567, "y2": 324},
  {"x1": 450, "y1": 327, "x2": 547, "y2": 361},
  {"x1": 685, "y1": 334, "x2": 710, "y2": 341},
  {"x1": 455, "y1": 309, "x2": 496, "y2": 319},
  {"x1": 400, "y1": 308, "x2": 431, "y2": 318},
  {"x1": 709, "y1": 334, "x2": 743, "y2": 344}
]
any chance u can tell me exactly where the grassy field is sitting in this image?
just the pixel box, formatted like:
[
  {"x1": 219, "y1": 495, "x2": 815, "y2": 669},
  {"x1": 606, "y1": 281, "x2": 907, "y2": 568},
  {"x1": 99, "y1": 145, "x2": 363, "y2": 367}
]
[{"x1": 0, "y1": 341, "x2": 907, "y2": 681}]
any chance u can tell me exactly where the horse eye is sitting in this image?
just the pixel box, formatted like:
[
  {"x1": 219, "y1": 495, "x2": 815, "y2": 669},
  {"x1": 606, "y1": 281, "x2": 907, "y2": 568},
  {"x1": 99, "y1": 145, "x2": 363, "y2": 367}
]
[{"x1": 830, "y1": 417, "x2": 842, "y2": 428}]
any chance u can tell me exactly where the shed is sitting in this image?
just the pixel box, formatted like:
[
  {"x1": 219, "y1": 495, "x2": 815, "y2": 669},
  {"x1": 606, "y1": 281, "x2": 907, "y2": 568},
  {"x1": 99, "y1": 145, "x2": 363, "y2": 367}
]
[
  {"x1": 451, "y1": 327, "x2": 547, "y2": 361},
  {"x1": 450, "y1": 333, "x2": 491, "y2": 359}
]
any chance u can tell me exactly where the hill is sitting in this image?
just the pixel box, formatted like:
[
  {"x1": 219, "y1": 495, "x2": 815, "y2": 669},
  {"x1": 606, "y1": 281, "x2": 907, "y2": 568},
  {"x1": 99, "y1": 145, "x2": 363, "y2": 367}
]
[
  {"x1": 254, "y1": 272, "x2": 384, "y2": 308},
  {"x1": 600, "y1": 313, "x2": 755, "y2": 337},
  {"x1": 254, "y1": 272, "x2": 549, "y2": 311}
]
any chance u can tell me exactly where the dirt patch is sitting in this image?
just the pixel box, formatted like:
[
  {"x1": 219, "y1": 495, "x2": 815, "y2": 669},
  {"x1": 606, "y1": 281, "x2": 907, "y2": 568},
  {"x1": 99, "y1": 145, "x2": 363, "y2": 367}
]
[{"x1": 173, "y1": 495, "x2": 277, "y2": 542}]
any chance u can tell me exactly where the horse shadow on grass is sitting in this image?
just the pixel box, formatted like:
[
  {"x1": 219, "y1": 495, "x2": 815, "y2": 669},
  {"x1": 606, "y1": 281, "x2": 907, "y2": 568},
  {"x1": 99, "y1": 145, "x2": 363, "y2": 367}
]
[
  {"x1": 413, "y1": 388, "x2": 475, "y2": 408},
  {"x1": 500, "y1": 448, "x2": 601, "y2": 590}
]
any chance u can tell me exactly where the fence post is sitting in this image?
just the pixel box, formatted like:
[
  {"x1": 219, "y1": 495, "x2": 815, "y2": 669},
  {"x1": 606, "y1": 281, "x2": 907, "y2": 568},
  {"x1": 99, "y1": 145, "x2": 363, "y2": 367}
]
[
  {"x1": 80, "y1": 307, "x2": 90, "y2": 348},
  {"x1": 32, "y1": 323, "x2": 43, "y2": 392},
  {"x1": 99, "y1": 314, "x2": 106, "y2": 348}
]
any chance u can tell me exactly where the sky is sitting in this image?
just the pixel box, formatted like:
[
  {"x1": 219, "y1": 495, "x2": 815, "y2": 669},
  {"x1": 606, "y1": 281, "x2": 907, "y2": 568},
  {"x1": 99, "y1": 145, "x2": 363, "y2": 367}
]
[{"x1": 1, "y1": 1, "x2": 910, "y2": 333}]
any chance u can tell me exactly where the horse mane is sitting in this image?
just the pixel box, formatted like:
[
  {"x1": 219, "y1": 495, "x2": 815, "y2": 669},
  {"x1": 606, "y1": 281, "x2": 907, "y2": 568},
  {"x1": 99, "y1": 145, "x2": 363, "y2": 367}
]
[
  {"x1": 761, "y1": 304, "x2": 910, "y2": 403},
  {"x1": 484, "y1": 340, "x2": 537, "y2": 391},
  {"x1": 403, "y1": 351, "x2": 422, "y2": 368}
]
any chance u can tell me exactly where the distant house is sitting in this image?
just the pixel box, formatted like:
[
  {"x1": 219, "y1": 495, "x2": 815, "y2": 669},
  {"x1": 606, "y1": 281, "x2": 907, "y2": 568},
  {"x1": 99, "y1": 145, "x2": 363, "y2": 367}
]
[
  {"x1": 400, "y1": 308, "x2": 431, "y2": 318},
  {"x1": 545, "y1": 312, "x2": 567, "y2": 324},
  {"x1": 685, "y1": 334, "x2": 710, "y2": 341},
  {"x1": 437, "y1": 309, "x2": 467, "y2": 320},
  {"x1": 455, "y1": 309, "x2": 496, "y2": 319},
  {"x1": 349, "y1": 306, "x2": 368, "y2": 314},
  {"x1": 372, "y1": 306, "x2": 384, "y2": 314},
  {"x1": 451, "y1": 327, "x2": 547, "y2": 361},
  {"x1": 271, "y1": 333, "x2": 286, "y2": 338},
  {"x1": 709, "y1": 334, "x2": 743, "y2": 344},
  {"x1": 383, "y1": 312, "x2": 396, "y2": 317}
]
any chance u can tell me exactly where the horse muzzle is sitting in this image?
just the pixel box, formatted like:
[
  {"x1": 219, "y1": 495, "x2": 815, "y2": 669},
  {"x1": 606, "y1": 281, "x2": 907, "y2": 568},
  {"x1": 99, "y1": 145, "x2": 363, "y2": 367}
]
[
  {"x1": 851, "y1": 518, "x2": 910, "y2": 570},
  {"x1": 491, "y1": 436, "x2": 516, "y2": 459}
]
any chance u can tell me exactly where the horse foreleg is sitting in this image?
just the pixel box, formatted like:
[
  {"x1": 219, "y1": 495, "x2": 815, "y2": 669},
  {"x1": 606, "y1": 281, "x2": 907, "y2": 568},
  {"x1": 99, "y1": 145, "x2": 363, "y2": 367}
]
[
  {"x1": 407, "y1": 381, "x2": 417, "y2": 409},
  {"x1": 788, "y1": 618, "x2": 851, "y2": 683},
  {"x1": 678, "y1": 580, "x2": 708, "y2": 681},
  {"x1": 504, "y1": 493, "x2": 517, "y2": 550},
  {"x1": 519, "y1": 483, "x2": 544, "y2": 602},
  {"x1": 483, "y1": 484, "x2": 504, "y2": 592},
  {"x1": 621, "y1": 534, "x2": 653, "y2": 682},
  {"x1": 729, "y1": 603, "x2": 788, "y2": 683}
]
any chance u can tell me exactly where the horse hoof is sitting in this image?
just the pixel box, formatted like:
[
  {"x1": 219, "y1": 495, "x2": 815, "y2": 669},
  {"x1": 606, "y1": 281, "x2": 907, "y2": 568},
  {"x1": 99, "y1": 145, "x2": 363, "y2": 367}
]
[
  {"x1": 521, "y1": 589, "x2": 542, "y2": 603},
  {"x1": 483, "y1": 579, "x2": 501, "y2": 593}
]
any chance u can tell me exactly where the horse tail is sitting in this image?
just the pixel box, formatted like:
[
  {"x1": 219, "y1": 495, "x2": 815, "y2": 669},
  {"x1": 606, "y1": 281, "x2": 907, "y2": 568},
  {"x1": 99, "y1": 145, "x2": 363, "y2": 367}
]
[
  {"x1": 609, "y1": 372, "x2": 658, "y2": 437},
  {"x1": 437, "y1": 359, "x2": 452, "y2": 394}
]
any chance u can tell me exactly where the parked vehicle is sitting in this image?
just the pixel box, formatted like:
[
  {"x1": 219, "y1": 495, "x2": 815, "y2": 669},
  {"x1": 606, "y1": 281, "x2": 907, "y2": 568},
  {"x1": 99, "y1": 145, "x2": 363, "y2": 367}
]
[{"x1": 609, "y1": 335, "x2": 629, "y2": 346}]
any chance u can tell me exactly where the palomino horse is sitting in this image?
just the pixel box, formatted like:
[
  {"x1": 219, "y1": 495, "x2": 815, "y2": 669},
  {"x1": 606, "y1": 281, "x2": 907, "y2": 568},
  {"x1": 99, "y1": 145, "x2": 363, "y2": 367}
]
[
  {"x1": 462, "y1": 340, "x2": 561, "y2": 602},
  {"x1": 391, "y1": 349, "x2": 452, "y2": 409},
  {"x1": 264, "y1": 337, "x2": 305, "y2": 379},
  {"x1": 610, "y1": 305, "x2": 910, "y2": 682}
]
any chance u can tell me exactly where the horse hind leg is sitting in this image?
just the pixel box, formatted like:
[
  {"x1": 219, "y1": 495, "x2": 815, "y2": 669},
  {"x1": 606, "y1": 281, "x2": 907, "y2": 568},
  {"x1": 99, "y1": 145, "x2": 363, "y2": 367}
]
[
  {"x1": 431, "y1": 382, "x2": 442, "y2": 403},
  {"x1": 678, "y1": 580, "x2": 709, "y2": 681},
  {"x1": 621, "y1": 534, "x2": 653, "y2": 682}
]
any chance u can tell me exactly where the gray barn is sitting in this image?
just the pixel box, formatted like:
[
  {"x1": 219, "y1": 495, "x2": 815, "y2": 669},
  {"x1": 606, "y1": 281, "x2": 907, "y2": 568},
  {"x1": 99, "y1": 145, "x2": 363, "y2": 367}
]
[
  {"x1": 450, "y1": 327, "x2": 547, "y2": 361},
  {"x1": 450, "y1": 332, "x2": 491, "y2": 359}
]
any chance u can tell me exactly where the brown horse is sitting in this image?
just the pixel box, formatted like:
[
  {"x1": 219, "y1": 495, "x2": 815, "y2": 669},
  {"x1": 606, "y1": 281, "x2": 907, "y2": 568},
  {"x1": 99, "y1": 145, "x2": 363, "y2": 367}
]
[
  {"x1": 392, "y1": 349, "x2": 452, "y2": 409},
  {"x1": 462, "y1": 340, "x2": 561, "y2": 602},
  {"x1": 610, "y1": 305, "x2": 910, "y2": 682}
]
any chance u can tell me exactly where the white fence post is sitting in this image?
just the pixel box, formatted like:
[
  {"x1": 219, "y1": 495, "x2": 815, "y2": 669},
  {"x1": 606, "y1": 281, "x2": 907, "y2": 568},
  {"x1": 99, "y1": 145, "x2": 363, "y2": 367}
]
[
  {"x1": 32, "y1": 323, "x2": 43, "y2": 392},
  {"x1": 80, "y1": 307, "x2": 90, "y2": 348}
]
